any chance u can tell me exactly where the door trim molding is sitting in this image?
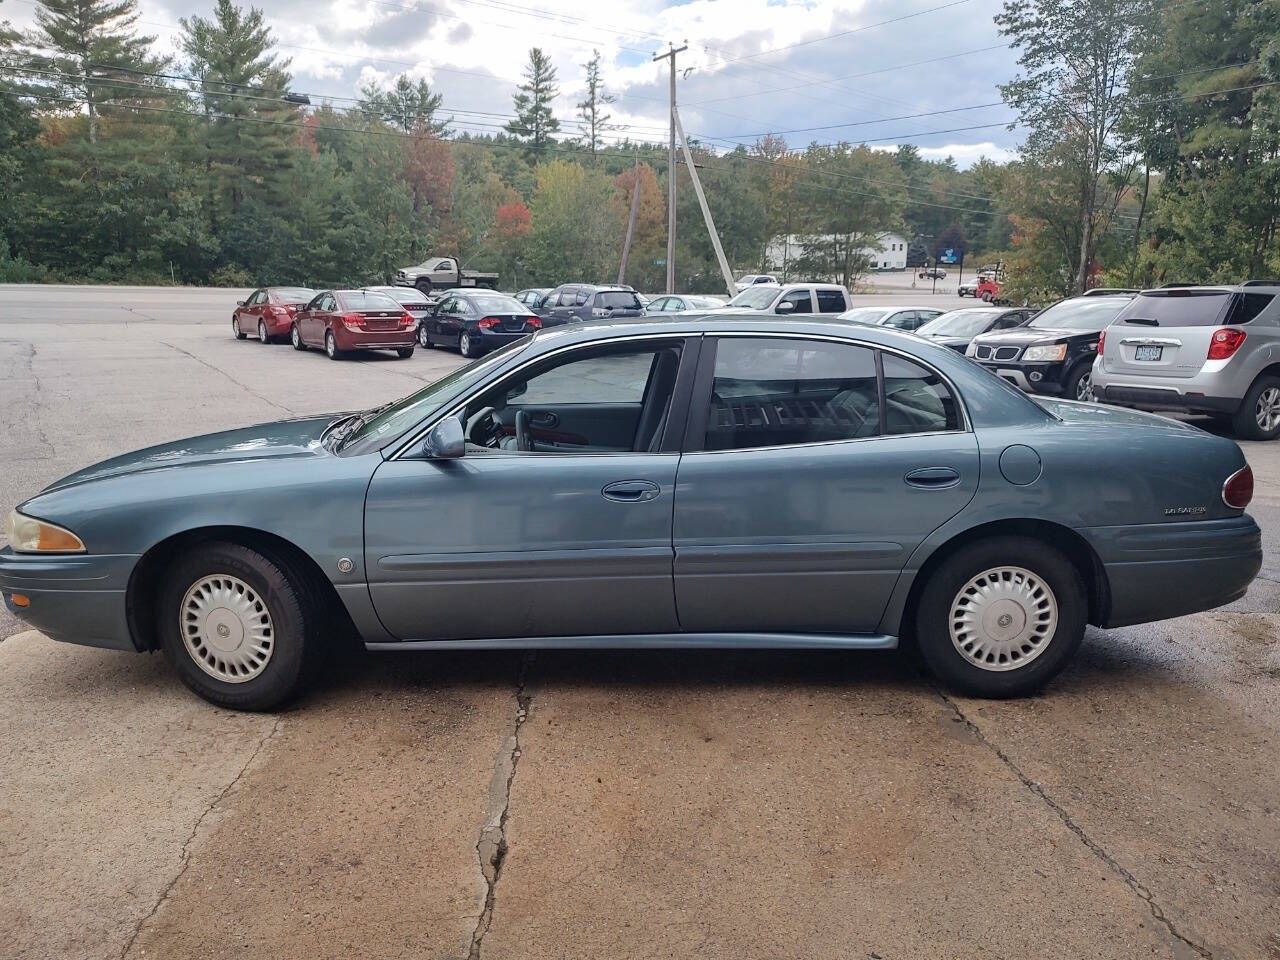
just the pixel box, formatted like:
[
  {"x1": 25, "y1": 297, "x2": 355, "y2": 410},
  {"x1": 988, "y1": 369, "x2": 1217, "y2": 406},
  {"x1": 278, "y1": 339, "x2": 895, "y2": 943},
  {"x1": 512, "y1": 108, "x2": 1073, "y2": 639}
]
[{"x1": 365, "y1": 632, "x2": 898, "y2": 651}]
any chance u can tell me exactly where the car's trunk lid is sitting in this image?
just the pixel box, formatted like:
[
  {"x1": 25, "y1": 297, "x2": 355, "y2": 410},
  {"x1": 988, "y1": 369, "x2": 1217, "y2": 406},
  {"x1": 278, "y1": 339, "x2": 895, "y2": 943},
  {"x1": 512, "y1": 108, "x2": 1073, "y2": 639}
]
[{"x1": 1102, "y1": 289, "x2": 1249, "y2": 380}]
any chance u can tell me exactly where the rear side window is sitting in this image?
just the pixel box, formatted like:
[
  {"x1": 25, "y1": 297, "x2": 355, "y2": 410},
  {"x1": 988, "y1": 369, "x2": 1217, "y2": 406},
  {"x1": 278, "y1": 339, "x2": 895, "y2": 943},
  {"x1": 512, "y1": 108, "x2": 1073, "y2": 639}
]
[
  {"x1": 1116, "y1": 291, "x2": 1234, "y2": 327},
  {"x1": 1227, "y1": 293, "x2": 1275, "y2": 325},
  {"x1": 597, "y1": 291, "x2": 642, "y2": 309},
  {"x1": 816, "y1": 289, "x2": 847, "y2": 313},
  {"x1": 882, "y1": 355, "x2": 961, "y2": 434}
]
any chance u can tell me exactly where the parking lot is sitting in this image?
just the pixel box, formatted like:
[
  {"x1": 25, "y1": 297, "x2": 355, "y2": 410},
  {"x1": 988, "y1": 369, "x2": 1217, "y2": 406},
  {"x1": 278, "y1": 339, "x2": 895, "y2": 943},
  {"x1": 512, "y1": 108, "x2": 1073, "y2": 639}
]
[{"x1": 2, "y1": 284, "x2": 1279, "y2": 960}]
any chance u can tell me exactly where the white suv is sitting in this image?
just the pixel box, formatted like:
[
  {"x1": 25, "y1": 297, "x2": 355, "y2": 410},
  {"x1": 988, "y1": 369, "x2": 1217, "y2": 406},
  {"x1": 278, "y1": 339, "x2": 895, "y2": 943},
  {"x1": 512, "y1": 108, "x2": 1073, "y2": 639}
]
[
  {"x1": 713, "y1": 282, "x2": 850, "y2": 316},
  {"x1": 1092, "y1": 282, "x2": 1280, "y2": 439}
]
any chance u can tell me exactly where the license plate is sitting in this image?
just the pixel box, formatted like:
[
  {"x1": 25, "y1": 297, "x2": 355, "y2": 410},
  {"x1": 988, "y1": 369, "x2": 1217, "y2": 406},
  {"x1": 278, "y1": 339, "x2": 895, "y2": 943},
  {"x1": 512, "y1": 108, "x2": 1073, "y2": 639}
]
[{"x1": 1135, "y1": 345, "x2": 1163, "y2": 361}]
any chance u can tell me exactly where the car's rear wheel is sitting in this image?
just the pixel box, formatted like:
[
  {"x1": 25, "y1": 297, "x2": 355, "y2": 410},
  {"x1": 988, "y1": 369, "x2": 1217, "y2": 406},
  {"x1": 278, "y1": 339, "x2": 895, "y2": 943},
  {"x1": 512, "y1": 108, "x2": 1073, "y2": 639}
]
[
  {"x1": 913, "y1": 536, "x2": 1086, "y2": 698},
  {"x1": 396, "y1": 347, "x2": 414, "y2": 359},
  {"x1": 980, "y1": 291, "x2": 992, "y2": 302},
  {"x1": 258, "y1": 320, "x2": 270, "y2": 344},
  {"x1": 1231, "y1": 375, "x2": 1280, "y2": 440},
  {"x1": 325, "y1": 330, "x2": 343, "y2": 360},
  {"x1": 459, "y1": 331, "x2": 481, "y2": 358},
  {"x1": 232, "y1": 316, "x2": 247, "y2": 340},
  {"x1": 291, "y1": 323, "x2": 306, "y2": 350},
  {"x1": 415, "y1": 278, "x2": 432, "y2": 295},
  {"x1": 159, "y1": 542, "x2": 320, "y2": 711}
]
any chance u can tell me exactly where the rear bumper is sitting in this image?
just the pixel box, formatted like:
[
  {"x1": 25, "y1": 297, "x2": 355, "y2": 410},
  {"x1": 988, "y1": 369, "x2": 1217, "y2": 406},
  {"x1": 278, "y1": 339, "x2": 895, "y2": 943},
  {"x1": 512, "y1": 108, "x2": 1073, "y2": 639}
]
[
  {"x1": 1083, "y1": 516, "x2": 1262, "y2": 627},
  {"x1": 333, "y1": 327, "x2": 416, "y2": 350},
  {"x1": 1092, "y1": 371, "x2": 1240, "y2": 414},
  {"x1": 265, "y1": 315, "x2": 294, "y2": 336},
  {"x1": 0, "y1": 548, "x2": 139, "y2": 650}
]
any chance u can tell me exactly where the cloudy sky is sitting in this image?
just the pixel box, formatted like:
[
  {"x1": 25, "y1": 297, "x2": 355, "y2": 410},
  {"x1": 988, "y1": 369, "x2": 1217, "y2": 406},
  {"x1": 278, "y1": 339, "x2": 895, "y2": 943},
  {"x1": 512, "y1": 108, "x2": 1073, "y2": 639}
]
[{"x1": 8, "y1": 0, "x2": 1024, "y2": 167}]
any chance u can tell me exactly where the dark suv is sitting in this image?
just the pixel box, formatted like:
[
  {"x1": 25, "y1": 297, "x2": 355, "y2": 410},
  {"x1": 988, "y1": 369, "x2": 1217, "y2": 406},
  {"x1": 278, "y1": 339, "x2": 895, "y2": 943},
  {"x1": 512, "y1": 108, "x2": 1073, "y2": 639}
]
[
  {"x1": 966, "y1": 292, "x2": 1137, "y2": 401},
  {"x1": 536, "y1": 284, "x2": 645, "y2": 327}
]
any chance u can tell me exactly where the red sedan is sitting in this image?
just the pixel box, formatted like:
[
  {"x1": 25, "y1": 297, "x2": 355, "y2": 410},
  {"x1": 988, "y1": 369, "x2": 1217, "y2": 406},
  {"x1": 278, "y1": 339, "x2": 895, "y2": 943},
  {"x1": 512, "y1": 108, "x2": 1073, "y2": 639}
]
[
  {"x1": 232, "y1": 287, "x2": 317, "y2": 343},
  {"x1": 291, "y1": 289, "x2": 418, "y2": 360}
]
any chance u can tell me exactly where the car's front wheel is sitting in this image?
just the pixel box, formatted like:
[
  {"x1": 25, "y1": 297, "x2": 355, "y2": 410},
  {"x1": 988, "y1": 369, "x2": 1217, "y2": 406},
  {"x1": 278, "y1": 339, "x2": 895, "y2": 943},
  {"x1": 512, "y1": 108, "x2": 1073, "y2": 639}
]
[
  {"x1": 291, "y1": 323, "x2": 306, "y2": 350},
  {"x1": 232, "y1": 316, "x2": 247, "y2": 340},
  {"x1": 1064, "y1": 362, "x2": 1094, "y2": 402},
  {"x1": 418, "y1": 323, "x2": 432, "y2": 348},
  {"x1": 1231, "y1": 375, "x2": 1280, "y2": 441},
  {"x1": 159, "y1": 542, "x2": 321, "y2": 711},
  {"x1": 913, "y1": 536, "x2": 1086, "y2": 698}
]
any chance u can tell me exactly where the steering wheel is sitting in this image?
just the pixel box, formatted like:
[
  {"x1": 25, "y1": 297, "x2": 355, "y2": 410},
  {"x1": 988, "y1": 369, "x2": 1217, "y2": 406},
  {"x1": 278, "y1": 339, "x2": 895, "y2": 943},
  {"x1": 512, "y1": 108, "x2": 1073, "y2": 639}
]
[
  {"x1": 466, "y1": 406, "x2": 501, "y2": 448},
  {"x1": 515, "y1": 410, "x2": 534, "y2": 452}
]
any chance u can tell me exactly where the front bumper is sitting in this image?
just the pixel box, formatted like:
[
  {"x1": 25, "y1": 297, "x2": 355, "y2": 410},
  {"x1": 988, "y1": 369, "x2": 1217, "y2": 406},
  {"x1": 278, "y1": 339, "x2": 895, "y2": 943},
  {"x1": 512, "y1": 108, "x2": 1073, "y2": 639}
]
[
  {"x1": 0, "y1": 548, "x2": 139, "y2": 650},
  {"x1": 1084, "y1": 516, "x2": 1262, "y2": 628},
  {"x1": 976, "y1": 361, "x2": 1068, "y2": 395}
]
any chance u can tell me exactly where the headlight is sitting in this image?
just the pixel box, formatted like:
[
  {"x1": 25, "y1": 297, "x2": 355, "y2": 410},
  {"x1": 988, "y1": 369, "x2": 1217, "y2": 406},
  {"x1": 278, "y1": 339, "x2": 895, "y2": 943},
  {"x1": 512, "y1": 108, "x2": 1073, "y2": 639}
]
[
  {"x1": 1022, "y1": 343, "x2": 1067, "y2": 361},
  {"x1": 4, "y1": 510, "x2": 86, "y2": 553},
  {"x1": 964, "y1": 342, "x2": 978, "y2": 357}
]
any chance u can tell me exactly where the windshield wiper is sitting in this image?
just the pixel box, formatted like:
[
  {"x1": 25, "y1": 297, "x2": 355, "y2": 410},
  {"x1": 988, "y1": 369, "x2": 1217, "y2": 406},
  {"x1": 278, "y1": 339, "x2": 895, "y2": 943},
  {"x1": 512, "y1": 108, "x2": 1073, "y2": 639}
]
[
  {"x1": 1124, "y1": 317, "x2": 1159, "y2": 326},
  {"x1": 335, "y1": 400, "x2": 397, "y2": 451}
]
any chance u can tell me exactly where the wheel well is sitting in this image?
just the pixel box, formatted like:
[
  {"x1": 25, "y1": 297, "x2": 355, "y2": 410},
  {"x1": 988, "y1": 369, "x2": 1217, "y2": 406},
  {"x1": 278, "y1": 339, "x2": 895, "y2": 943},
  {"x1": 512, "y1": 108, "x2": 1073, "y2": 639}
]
[
  {"x1": 898, "y1": 519, "x2": 1109, "y2": 643},
  {"x1": 126, "y1": 526, "x2": 357, "y2": 652}
]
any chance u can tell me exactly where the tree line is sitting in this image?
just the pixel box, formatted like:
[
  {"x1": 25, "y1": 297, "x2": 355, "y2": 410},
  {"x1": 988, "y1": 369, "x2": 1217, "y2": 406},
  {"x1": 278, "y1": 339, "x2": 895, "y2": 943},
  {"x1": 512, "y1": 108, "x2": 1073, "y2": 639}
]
[{"x1": 0, "y1": 0, "x2": 1276, "y2": 297}]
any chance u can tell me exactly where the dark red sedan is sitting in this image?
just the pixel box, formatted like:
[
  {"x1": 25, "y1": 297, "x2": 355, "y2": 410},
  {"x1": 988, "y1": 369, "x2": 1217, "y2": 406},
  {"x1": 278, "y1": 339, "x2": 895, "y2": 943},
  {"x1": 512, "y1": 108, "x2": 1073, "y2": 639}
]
[
  {"x1": 290, "y1": 289, "x2": 418, "y2": 360},
  {"x1": 232, "y1": 287, "x2": 317, "y2": 343}
]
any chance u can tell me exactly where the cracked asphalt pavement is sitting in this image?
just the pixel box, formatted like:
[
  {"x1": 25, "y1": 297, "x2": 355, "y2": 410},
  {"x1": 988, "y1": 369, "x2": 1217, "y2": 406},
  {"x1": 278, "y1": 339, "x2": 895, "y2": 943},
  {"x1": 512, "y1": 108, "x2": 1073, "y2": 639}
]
[{"x1": 1, "y1": 285, "x2": 1278, "y2": 960}]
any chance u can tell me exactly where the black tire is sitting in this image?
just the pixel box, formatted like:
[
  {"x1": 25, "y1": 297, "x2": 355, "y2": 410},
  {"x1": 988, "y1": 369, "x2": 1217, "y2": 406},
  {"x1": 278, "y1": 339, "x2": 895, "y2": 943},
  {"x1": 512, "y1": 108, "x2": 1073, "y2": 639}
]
[
  {"x1": 418, "y1": 323, "x2": 432, "y2": 348},
  {"x1": 325, "y1": 330, "x2": 343, "y2": 360},
  {"x1": 1230, "y1": 375, "x2": 1280, "y2": 441},
  {"x1": 415, "y1": 278, "x2": 433, "y2": 295},
  {"x1": 1063, "y1": 361, "x2": 1094, "y2": 402},
  {"x1": 158, "y1": 542, "x2": 322, "y2": 711},
  {"x1": 913, "y1": 536, "x2": 1086, "y2": 698},
  {"x1": 291, "y1": 323, "x2": 306, "y2": 350},
  {"x1": 459, "y1": 330, "x2": 481, "y2": 358},
  {"x1": 396, "y1": 347, "x2": 415, "y2": 359},
  {"x1": 258, "y1": 319, "x2": 270, "y2": 344},
  {"x1": 980, "y1": 291, "x2": 992, "y2": 303},
  {"x1": 233, "y1": 316, "x2": 247, "y2": 340}
]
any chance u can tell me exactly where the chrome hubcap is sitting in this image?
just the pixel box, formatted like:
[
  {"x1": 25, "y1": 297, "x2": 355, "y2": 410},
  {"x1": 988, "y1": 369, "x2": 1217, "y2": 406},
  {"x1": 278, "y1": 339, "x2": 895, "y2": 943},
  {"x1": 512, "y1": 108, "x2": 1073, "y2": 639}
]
[
  {"x1": 180, "y1": 574, "x2": 274, "y2": 683},
  {"x1": 292, "y1": 326, "x2": 299, "y2": 346},
  {"x1": 326, "y1": 334, "x2": 335, "y2": 356},
  {"x1": 460, "y1": 334, "x2": 470, "y2": 353},
  {"x1": 1075, "y1": 371, "x2": 1093, "y2": 401},
  {"x1": 949, "y1": 566, "x2": 1058, "y2": 672},
  {"x1": 232, "y1": 317, "x2": 240, "y2": 335},
  {"x1": 259, "y1": 321, "x2": 268, "y2": 342},
  {"x1": 1256, "y1": 387, "x2": 1280, "y2": 432}
]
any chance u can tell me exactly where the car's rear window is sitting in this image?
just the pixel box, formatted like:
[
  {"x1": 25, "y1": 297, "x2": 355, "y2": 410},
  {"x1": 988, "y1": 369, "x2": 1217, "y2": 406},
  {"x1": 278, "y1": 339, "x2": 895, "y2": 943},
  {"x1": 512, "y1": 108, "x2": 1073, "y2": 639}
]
[
  {"x1": 272, "y1": 288, "x2": 315, "y2": 302},
  {"x1": 386, "y1": 287, "x2": 430, "y2": 304},
  {"x1": 470, "y1": 295, "x2": 528, "y2": 314},
  {"x1": 340, "y1": 290, "x2": 402, "y2": 310},
  {"x1": 596, "y1": 291, "x2": 642, "y2": 309},
  {"x1": 1116, "y1": 290, "x2": 1239, "y2": 327}
]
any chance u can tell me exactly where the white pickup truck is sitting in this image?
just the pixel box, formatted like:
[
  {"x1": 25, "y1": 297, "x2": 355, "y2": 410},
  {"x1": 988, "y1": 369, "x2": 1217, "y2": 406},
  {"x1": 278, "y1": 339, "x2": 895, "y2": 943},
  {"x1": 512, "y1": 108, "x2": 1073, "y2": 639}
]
[{"x1": 393, "y1": 256, "x2": 499, "y2": 294}]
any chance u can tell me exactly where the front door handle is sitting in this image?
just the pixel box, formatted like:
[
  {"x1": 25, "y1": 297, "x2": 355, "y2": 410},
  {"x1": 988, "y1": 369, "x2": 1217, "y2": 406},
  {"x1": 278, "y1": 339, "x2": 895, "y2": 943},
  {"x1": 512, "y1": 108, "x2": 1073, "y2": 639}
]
[
  {"x1": 905, "y1": 466, "x2": 961, "y2": 489},
  {"x1": 602, "y1": 479, "x2": 661, "y2": 502},
  {"x1": 529, "y1": 411, "x2": 558, "y2": 428}
]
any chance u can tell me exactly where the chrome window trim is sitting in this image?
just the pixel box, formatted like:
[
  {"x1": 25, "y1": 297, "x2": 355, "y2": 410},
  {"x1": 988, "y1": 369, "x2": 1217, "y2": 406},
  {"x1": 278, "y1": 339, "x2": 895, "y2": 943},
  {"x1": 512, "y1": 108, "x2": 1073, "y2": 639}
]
[{"x1": 389, "y1": 328, "x2": 972, "y2": 460}]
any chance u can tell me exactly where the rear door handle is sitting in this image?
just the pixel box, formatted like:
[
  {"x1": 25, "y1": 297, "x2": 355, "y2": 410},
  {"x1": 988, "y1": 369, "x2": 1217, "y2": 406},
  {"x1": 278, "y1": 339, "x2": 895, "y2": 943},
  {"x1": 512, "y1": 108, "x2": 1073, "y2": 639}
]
[
  {"x1": 905, "y1": 466, "x2": 961, "y2": 489},
  {"x1": 602, "y1": 479, "x2": 661, "y2": 502}
]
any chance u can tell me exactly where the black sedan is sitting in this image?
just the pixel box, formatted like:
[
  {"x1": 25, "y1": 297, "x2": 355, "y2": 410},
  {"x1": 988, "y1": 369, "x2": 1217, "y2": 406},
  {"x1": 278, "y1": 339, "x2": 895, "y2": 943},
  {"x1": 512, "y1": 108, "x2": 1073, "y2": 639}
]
[
  {"x1": 368, "y1": 284, "x2": 434, "y2": 327},
  {"x1": 418, "y1": 291, "x2": 542, "y2": 357},
  {"x1": 916, "y1": 306, "x2": 1035, "y2": 352}
]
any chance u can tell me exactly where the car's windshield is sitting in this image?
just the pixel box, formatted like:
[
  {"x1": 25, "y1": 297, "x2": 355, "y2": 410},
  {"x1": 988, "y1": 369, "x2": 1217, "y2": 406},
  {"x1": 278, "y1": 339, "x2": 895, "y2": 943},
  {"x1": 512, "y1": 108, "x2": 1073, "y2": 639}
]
[
  {"x1": 340, "y1": 290, "x2": 402, "y2": 311},
  {"x1": 273, "y1": 288, "x2": 315, "y2": 302},
  {"x1": 469, "y1": 294, "x2": 528, "y2": 314},
  {"x1": 1028, "y1": 297, "x2": 1129, "y2": 331},
  {"x1": 340, "y1": 338, "x2": 530, "y2": 453},
  {"x1": 727, "y1": 287, "x2": 780, "y2": 309},
  {"x1": 919, "y1": 309, "x2": 999, "y2": 337},
  {"x1": 837, "y1": 307, "x2": 890, "y2": 325}
]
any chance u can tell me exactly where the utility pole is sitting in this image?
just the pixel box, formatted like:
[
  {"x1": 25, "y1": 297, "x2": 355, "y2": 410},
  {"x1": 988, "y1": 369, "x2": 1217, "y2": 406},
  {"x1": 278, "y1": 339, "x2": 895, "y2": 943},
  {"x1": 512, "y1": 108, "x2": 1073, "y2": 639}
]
[
  {"x1": 673, "y1": 107, "x2": 736, "y2": 297},
  {"x1": 617, "y1": 160, "x2": 642, "y2": 285},
  {"x1": 653, "y1": 43, "x2": 687, "y2": 294}
]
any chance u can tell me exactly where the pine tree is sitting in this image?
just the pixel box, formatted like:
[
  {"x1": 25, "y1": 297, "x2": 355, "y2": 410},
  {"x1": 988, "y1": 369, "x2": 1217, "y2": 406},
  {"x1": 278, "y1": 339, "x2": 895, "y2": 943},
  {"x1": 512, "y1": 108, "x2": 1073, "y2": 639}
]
[
  {"x1": 505, "y1": 47, "x2": 560, "y2": 161},
  {"x1": 27, "y1": 0, "x2": 165, "y2": 144},
  {"x1": 180, "y1": 0, "x2": 299, "y2": 218},
  {"x1": 576, "y1": 49, "x2": 614, "y2": 161},
  {"x1": 360, "y1": 75, "x2": 448, "y2": 134}
]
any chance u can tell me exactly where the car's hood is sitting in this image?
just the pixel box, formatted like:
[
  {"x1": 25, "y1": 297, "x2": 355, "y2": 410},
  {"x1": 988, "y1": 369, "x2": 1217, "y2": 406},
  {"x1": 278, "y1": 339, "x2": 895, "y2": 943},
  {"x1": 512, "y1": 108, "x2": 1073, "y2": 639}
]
[
  {"x1": 920, "y1": 334, "x2": 971, "y2": 350},
  {"x1": 1035, "y1": 397, "x2": 1200, "y2": 432},
  {"x1": 40, "y1": 415, "x2": 342, "y2": 493},
  {"x1": 974, "y1": 326, "x2": 1093, "y2": 346}
]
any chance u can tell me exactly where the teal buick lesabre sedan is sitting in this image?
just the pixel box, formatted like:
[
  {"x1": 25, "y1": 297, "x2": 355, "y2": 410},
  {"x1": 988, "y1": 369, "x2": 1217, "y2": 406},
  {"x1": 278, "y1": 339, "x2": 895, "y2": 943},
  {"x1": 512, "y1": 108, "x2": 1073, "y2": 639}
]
[{"x1": 1, "y1": 316, "x2": 1262, "y2": 710}]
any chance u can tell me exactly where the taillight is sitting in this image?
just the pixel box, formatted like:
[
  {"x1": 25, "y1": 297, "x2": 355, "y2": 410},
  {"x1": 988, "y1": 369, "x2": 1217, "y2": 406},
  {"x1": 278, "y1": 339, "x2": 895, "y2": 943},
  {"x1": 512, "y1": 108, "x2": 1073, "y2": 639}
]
[
  {"x1": 526, "y1": 316, "x2": 542, "y2": 329},
  {"x1": 477, "y1": 316, "x2": 500, "y2": 329},
  {"x1": 1223, "y1": 464, "x2": 1253, "y2": 509},
  {"x1": 1097, "y1": 329, "x2": 1106, "y2": 355},
  {"x1": 341, "y1": 312, "x2": 365, "y2": 330},
  {"x1": 400, "y1": 312, "x2": 414, "y2": 327},
  {"x1": 1208, "y1": 328, "x2": 1246, "y2": 360}
]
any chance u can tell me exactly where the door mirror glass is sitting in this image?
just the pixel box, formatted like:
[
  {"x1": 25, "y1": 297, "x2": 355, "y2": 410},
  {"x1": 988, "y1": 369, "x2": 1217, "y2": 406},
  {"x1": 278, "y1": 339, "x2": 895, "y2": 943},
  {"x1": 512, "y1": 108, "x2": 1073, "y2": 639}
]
[
  {"x1": 423, "y1": 416, "x2": 465, "y2": 459},
  {"x1": 506, "y1": 380, "x2": 528, "y2": 401}
]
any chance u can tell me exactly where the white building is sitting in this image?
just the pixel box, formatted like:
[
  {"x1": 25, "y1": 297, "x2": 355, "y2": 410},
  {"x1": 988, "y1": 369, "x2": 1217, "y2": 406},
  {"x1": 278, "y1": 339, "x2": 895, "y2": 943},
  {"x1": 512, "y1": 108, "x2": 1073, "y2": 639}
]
[{"x1": 763, "y1": 232, "x2": 909, "y2": 277}]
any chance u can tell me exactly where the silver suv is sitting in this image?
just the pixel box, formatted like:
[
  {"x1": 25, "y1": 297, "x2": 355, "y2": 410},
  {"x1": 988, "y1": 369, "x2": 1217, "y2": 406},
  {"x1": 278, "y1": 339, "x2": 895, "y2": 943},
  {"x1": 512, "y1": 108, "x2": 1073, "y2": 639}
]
[{"x1": 1092, "y1": 282, "x2": 1280, "y2": 439}]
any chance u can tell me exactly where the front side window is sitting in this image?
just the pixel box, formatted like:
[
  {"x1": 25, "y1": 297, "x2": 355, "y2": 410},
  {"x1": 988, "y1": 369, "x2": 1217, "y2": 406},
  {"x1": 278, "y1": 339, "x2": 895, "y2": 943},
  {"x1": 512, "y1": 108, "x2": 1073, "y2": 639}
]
[{"x1": 777, "y1": 289, "x2": 812, "y2": 314}]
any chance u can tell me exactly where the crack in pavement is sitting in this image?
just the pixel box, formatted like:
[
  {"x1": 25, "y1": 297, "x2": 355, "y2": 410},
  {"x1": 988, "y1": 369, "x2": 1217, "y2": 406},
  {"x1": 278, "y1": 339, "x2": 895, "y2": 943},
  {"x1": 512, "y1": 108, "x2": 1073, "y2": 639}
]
[
  {"x1": 118, "y1": 716, "x2": 283, "y2": 960},
  {"x1": 935, "y1": 689, "x2": 1213, "y2": 959},
  {"x1": 466, "y1": 652, "x2": 535, "y2": 960},
  {"x1": 159, "y1": 341, "x2": 298, "y2": 417}
]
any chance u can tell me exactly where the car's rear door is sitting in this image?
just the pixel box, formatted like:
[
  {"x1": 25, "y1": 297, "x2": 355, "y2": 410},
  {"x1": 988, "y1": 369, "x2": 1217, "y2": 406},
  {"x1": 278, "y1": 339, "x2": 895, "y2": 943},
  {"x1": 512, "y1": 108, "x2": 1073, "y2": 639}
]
[
  {"x1": 672, "y1": 335, "x2": 978, "y2": 634},
  {"x1": 363, "y1": 336, "x2": 700, "y2": 641}
]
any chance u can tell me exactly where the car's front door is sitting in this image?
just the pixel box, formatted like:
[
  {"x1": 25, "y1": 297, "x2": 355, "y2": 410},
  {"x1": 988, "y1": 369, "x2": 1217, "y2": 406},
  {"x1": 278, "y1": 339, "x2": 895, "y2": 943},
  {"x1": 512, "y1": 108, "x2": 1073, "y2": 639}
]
[
  {"x1": 363, "y1": 336, "x2": 699, "y2": 641},
  {"x1": 672, "y1": 335, "x2": 979, "y2": 635}
]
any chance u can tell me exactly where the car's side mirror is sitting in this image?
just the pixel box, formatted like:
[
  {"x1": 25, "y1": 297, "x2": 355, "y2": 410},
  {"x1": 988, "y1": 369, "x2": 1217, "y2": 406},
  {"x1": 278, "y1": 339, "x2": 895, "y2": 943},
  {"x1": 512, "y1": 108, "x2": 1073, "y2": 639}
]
[
  {"x1": 236, "y1": 300, "x2": 246, "y2": 306},
  {"x1": 507, "y1": 380, "x2": 528, "y2": 401},
  {"x1": 423, "y1": 417, "x2": 465, "y2": 459},
  {"x1": 776, "y1": 301, "x2": 795, "y2": 313}
]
